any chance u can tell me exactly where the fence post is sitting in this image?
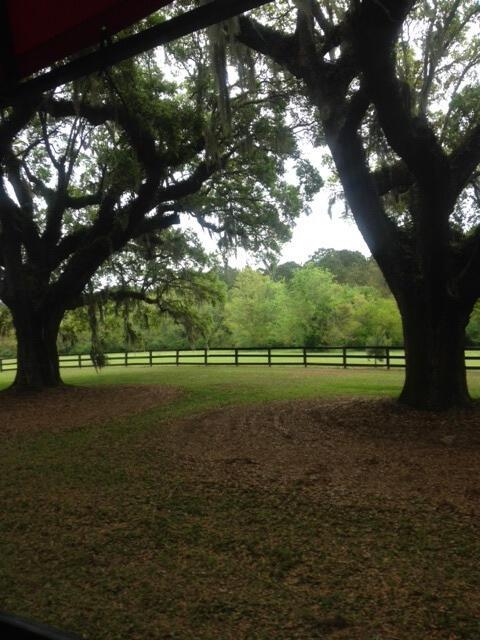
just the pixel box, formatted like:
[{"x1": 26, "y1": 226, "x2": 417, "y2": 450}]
[
  {"x1": 149, "y1": 350, "x2": 153, "y2": 366},
  {"x1": 342, "y1": 346, "x2": 347, "y2": 369},
  {"x1": 176, "y1": 349, "x2": 180, "y2": 366},
  {"x1": 0, "y1": 358, "x2": 2, "y2": 373},
  {"x1": 78, "y1": 354, "x2": 82, "y2": 368},
  {"x1": 268, "y1": 348, "x2": 271, "y2": 367},
  {"x1": 204, "y1": 348, "x2": 208, "y2": 366},
  {"x1": 386, "y1": 346, "x2": 390, "y2": 370},
  {"x1": 235, "y1": 348, "x2": 239, "y2": 367},
  {"x1": 303, "y1": 347, "x2": 307, "y2": 368},
  {"x1": 124, "y1": 351, "x2": 128, "y2": 367}
]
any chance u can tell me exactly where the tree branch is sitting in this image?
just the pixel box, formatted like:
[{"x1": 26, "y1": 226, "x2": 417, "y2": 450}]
[
  {"x1": 156, "y1": 158, "x2": 227, "y2": 204},
  {"x1": 41, "y1": 98, "x2": 159, "y2": 170},
  {"x1": 354, "y1": 0, "x2": 451, "y2": 191},
  {"x1": 22, "y1": 160, "x2": 54, "y2": 203},
  {"x1": 325, "y1": 122, "x2": 409, "y2": 293},
  {"x1": 343, "y1": 85, "x2": 370, "y2": 134},
  {"x1": 133, "y1": 211, "x2": 180, "y2": 236},
  {"x1": 65, "y1": 192, "x2": 104, "y2": 210},
  {"x1": 237, "y1": 16, "x2": 302, "y2": 78},
  {"x1": 65, "y1": 287, "x2": 162, "y2": 311},
  {"x1": 50, "y1": 192, "x2": 118, "y2": 269},
  {"x1": 372, "y1": 161, "x2": 413, "y2": 196},
  {"x1": 0, "y1": 101, "x2": 38, "y2": 156},
  {"x1": 0, "y1": 171, "x2": 42, "y2": 262},
  {"x1": 450, "y1": 123, "x2": 480, "y2": 198},
  {"x1": 47, "y1": 156, "x2": 219, "y2": 303},
  {"x1": 309, "y1": 0, "x2": 334, "y2": 35},
  {"x1": 4, "y1": 151, "x2": 34, "y2": 217}
]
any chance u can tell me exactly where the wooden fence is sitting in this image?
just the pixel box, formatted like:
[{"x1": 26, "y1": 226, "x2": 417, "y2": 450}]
[{"x1": 2, "y1": 346, "x2": 480, "y2": 372}]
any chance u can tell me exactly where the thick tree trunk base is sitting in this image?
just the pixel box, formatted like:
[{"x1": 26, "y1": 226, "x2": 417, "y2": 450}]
[
  {"x1": 6, "y1": 378, "x2": 67, "y2": 396},
  {"x1": 398, "y1": 382, "x2": 472, "y2": 411},
  {"x1": 12, "y1": 360, "x2": 63, "y2": 392},
  {"x1": 11, "y1": 306, "x2": 64, "y2": 392},
  {"x1": 398, "y1": 303, "x2": 472, "y2": 411}
]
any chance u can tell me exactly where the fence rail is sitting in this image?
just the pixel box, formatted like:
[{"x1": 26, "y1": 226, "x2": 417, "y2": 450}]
[{"x1": 2, "y1": 346, "x2": 480, "y2": 372}]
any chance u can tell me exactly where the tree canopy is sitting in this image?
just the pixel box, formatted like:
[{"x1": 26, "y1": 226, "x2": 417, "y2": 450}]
[{"x1": 0, "y1": 34, "x2": 320, "y2": 389}]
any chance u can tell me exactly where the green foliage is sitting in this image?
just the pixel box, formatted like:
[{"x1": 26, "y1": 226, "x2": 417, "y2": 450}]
[
  {"x1": 64, "y1": 231, "x2": 226, "y2": 352},
  {"x1": 271, "y1": 261, "x2": 301, "y2": 283},
  {"x1": 224, "y1": 268, "x2": 287, "y2": 347},
  {"x1": 285, "y1": 266, "x2": 344, "y2": 346},
  {"x1": 0, "y1": 305, "x2": 16, "y2": 357},
  {"x1": 466, "y1": 302, "x2": 480, "y2": 345},
  {"x1": 352, "y1": 292, "x2": 403, "y2": 347},
  {"x1": 307, "y1": 249, "x2": 387, "y2": 291},
  {"x1": 0, "y1": 252, "x2": 405, "y2": 356},
  {"x1": 220, "y1": 260, "x2": 403, "y2": 349},
  {"x1": 87, "y1": 288, "x2": 107, "y2": 371},
  {"x1": 296, "y1": 158, "x2": 324, "y2": 201},
  {"x1": 3, "y1": 24, "x2": 322, "y2": 383}
]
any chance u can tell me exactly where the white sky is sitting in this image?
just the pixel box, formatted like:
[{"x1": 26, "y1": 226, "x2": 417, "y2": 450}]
[{"x1": 279, "y1": 202, "x2": 370, "y2": 263}]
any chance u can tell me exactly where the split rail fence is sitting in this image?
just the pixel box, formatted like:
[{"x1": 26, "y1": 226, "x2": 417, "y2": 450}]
[{"x1": 2, "y1": 346, "x2": 480, "y2": 372}]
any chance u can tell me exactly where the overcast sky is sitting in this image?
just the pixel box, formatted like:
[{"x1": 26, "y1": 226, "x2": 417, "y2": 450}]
[{"x1": 277, "y1": 194, "x2": 370, "y2": 264}]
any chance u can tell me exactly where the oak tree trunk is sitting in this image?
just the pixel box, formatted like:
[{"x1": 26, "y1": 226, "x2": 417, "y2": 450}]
[
  {"x1": 11, "y1": 305, "x2": 64, "y2": 390},
  {"x1": 398, "y1": 298, "x2": 472, "y2": 410}
]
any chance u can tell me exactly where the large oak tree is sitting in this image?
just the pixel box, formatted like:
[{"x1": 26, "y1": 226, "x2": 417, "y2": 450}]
[
  {"x1": 236, "y1": 0, "x2": 480, "y2": 409},
  {"x1": 0, "y1": 49, "x2": 315, "y2": 389}
]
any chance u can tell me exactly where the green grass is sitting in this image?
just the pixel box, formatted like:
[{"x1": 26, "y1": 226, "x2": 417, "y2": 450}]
[
  {"x1": 0, "y1": 364, "x2": 406, "y2": 406},
  {"x1": 2, "y1": 364, "x2": 480, "y2": 405},
  {"x1": 1, "y1": 367, "x2": 480, "y2": 639}
]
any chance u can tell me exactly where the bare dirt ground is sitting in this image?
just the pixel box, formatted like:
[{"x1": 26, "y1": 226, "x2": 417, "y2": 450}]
[
  {"x1": 0, "y1": 384, "x2": 181, "y2": 436},
  {"x1": 159, "y1": 397, "x2": 480, "y2": 515}
]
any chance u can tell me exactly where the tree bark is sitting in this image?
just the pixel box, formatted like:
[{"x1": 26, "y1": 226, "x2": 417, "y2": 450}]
[
  {"x1": 398, "y1": 295, "x2": 472, "y2": 410},
  {"x1": 11, "y1": 305, "x2": 64, "y2": 390}
]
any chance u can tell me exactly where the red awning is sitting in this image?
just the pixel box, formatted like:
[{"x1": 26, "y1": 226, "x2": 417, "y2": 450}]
[{"x1": 0, "y1": 0, "x2": 174, "y2": 84}]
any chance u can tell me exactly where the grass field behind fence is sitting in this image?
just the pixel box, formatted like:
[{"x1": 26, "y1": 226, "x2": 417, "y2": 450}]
[{"x1": 3, "y1": 346, "x2": 480, "y2": 372}]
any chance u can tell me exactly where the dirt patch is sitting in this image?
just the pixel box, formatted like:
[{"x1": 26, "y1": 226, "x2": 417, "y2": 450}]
[
  {"x1": 159, "y1": 397, "x2": 480, "y2": 514},
  {"x1": 0, "y1": 384, "x2": 181, "y2": 437},
  {"x1": 3, "y1": 388, "x2": 478, "y2": 514}
]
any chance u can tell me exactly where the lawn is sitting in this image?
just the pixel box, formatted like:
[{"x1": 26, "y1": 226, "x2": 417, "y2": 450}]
[{"x1": 1, "y1": 367, "x2": 479, "y2": 639}]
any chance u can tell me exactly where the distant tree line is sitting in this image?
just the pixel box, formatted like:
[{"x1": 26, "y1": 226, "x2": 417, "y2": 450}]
[{"x1": 2, "y1": 248, "x2": 480, "y2": 358}]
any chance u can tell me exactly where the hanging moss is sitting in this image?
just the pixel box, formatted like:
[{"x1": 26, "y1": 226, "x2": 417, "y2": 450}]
[
  {"x1": 227, "y1": 17, "x2": 257, "y2": 94},
  {"x1": 87, "y1": 284, "x2": 107, "y2": 370},
  {"x1": 203, "y1": 9, "x2": 258, "y2": 137},
  {"x1": 207, "y1": 20, "x2": 232, "y2": 135}
]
